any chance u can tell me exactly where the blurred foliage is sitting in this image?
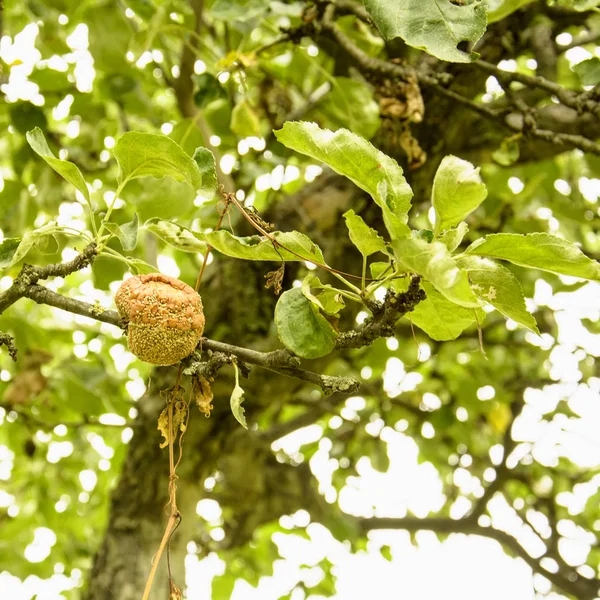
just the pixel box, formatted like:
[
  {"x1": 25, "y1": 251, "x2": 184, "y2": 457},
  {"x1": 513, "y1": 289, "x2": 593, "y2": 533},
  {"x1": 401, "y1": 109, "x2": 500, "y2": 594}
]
[{"x1": 2, "y1": 1, "x2": 600, "y2": 599}]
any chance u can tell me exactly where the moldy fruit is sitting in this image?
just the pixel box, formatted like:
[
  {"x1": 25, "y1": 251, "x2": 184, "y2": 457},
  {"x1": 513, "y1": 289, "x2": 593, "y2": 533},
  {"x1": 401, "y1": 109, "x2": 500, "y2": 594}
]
[{"x1": 115, "y1": 273, "x2": 205, "y2": 365}]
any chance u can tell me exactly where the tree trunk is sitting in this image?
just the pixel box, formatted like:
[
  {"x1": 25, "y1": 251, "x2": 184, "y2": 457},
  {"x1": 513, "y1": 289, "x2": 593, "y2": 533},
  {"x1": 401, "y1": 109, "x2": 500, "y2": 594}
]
[{"x1": 83, "y1": 179, "x2": 359, "y2": 599}]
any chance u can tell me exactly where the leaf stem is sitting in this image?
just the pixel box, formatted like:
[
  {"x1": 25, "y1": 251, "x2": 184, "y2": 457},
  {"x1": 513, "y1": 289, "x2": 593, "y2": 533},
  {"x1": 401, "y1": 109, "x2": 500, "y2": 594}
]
[
  {"x1": 330, "y1": 271, "x2": 362, "y2": 296},
  {"x1": 365, "y1": 267, "x2": 400, "y2": 295},
  {"x1": 98, "y1": 246, "x2": 136, "y2": 266},
  {"x1": 227, "y1": 194, "x2": 368, "y2": 284},
  {"x1": 96, "y1": 179, "x2": 128, "y2": 249},
  {"x1": 361, "y1": 256, "x2": 367, "y2": 294},
  {"x1": 329, "y1": 287, "x2": 362, "y2": 304}
]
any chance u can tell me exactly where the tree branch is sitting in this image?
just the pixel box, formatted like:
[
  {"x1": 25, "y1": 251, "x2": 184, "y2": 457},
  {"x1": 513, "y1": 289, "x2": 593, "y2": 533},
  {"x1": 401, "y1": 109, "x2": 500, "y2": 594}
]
[
  {"x1": 0, "y1": 332, "x2": 17, "y2": 361},
  {"x1": 336, "y1": 277, "x2": 426, "y2": 349},
  {"x1": 170, "y1": 0, "x2": 235, "y2": 193},
  {"x1": 1, "y1": 277, "x2": 359, "y2": 395},
  {"x1": 360, "y1": 516, "x2": 598, "y2": 600},
  {"x1": 192, "y1": 339, "x2": 361, "y2": 395},
  {"x1": 319, "y1": 8, "x2": 600, "y2": 156},
  {"x1": 0, "y1": 243, "x2": 98, "y2": 315},
  {"x1": 475, "y1": 60, "x2": 600, "y2": 117},
  {"x1": 469, "y1": 393, "x2": 525, "y2": 521}
]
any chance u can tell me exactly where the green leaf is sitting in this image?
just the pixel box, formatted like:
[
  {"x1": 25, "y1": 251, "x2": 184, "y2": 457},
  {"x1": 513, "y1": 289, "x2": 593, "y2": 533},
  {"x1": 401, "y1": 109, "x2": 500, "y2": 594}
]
[
  {"x1": 393, "y1": 236, "x2": 480, "y2": 307},
  {"x1": 409, "y1": 282, "x2": 484, "y2": 341},
  {"x1": 415, "y1": 229, "x2": 434, "y2": 243},
  {"x1": 170, "y1": 119, "x2": 207, "y2": 156},
  {"x1": 10, "y1": 103, "x2": 47, "y2": 135},
  {"x1": 465, "y1": 233, "x2": 600, "y2": 280},
  {"x1": 301, "y1": 274, "x2": 345, "y2": 315},
  {"x1": 317, "y1": 288, "x2": 346, "y2": 315},
  {"x1": 85, "y1": 2, "x2": 131, "y2": 72},
  {"x1": 131, "y1": 178, "x2": 195, "y2": 222},
  {"x1": 275, "y1": 287, "x2": 337, "y2": 358},
  {"x1": 230, "y1": 363, "x2": 248, "y2": 429},
  {"x1": 197, "y1": 230, "x2": 325, "y2": 263},
  {"x1": 486, "y1": 0, "x2": 535, "y2": 23},
  {"x1": 128, "y1": 4, "x2": 166, "y2": 59},
  {"x1": 104, "y1": 214, "x2": 139, "y2": 252},
  {"x1": 26, "y1": 128, "x2": 90, "y2": 203},
  {"x1": 343, "y1": 210, "x2": 386, "y2": 257},
  {"x1": 144, "y1": 218, "x2": 207, "y2": 253},
  {"x1": 573, "y1": 58, "x2": 600, "y2": 86},
  {"x1": 370, "y1": 261, "x2": 392, "y2": 279},
  {"x1": 457, "y1": 255, "x2": 539, "y2": 334},
  {"x1": 193, "y1": 147, "x2": 218, "y2": 199},
  {"x1": 302, "y1": 273, "x2": 327, "y2": 312},
  {"x1": 275, "y1": 122, "x2": 412, "y2": 240},
  {"x1": 231, "y1": 100, "x2": 261, "y2": 138},
  {"x1": 492, "y1": 136, "x2": 521, "y2": 166},
  {"x1": 557, "y1": 0, "x2": 600, "y2": 11},
  {"x1": 0, "y1": 224, "x2": 57, "y2": 271},
  {"x1": 209, "y1": 0, "x2": 270, "y2": 20},
  {"x1": 193, "y1": 73, "x2": 227, "y2": 109},
  {"x1": 113, "y1": 132, "x2": 210, "y2": 194},
  {"x1": 92, "y1": 255, "x2": 127, "y2": 290},
  {"x1": 211, "y1": 573, "x2": 236, "y2": 600},
  {"x1": 363, "y1": 0, "x2": 487, "y2": 63},
  {"x1": 319, "y1": 77, "x2": 381, "y2": 140},
  {"x1": 432, "y1": 155, "x2": 487, "y2": 233},
  {"x1": 370, "y1": 439, "x2": 390, "y2": 472},
  {"x1": 439, "y1": 222, "x2": 468, "y2": 252},
  {"x1": 0, "y1": 238, "x2": 22, "y2": 270},
  {"x1": 126, "y1": 257, "x2": 157, "y2": 274}
]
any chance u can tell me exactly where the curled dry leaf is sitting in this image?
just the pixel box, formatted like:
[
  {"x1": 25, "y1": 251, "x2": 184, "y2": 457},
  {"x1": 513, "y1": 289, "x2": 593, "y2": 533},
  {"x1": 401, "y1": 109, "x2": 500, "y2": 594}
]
[
  {"x1": 246, "y1": 205, "x2": 274, "y2": 232},
  {"x1": 265, "y1": 264, "x2": 285, "y2": 295},
  {"x1": 169, "y1": 581, "x2": 183, "y2": 600},
  {"x1": 193, "y1": 375, "x2": 214, "y2": 418},
  {"x1": 157, "y1": 391, "x2": 189, "y2": 449},
  {"x1": 230, "y1": 362, "x2": 248, "y2": 429}
]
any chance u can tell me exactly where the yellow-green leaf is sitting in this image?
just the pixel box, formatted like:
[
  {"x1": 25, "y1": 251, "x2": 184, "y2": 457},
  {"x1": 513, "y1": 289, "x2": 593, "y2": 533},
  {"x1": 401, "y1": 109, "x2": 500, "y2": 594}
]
[
  {"x1": 465, "y1": 233, "x2": 600, "y2": 280},
  {"x1": 432, "y1": 155, "x2": 487, "y2": 233},
  {"x1": 275, "y1": 122, "x2": 412, "y2": 240},
  {"x1": 393, "y1": 236, "x2": 480, "y2": 307},
  {"x1": 343, "y1": 210, "x2": 386, "y2": 257},
  {"x1": 457, "y1": 255, "x2": 539, "y2": 334}
]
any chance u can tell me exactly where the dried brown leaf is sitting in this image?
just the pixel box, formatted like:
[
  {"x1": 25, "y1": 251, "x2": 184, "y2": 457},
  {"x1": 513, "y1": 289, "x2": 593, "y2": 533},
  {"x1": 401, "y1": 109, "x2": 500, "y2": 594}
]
[
  {"x1": 170, "y1": 581, "x2": 183, "y2": 599},
  {"x1": 265, "y1": 264, "x2": 285, "y2": 295},
  {"x1": 157, "y1": 397, "x2": 189, "y2": 448},
  {"x1": 194, "y1": 376, "x2": 214, "y2": 418}
]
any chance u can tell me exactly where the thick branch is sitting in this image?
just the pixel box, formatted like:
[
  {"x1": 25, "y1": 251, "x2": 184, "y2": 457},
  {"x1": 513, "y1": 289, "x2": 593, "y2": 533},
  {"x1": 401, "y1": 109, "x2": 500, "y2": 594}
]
[
  {"x1": 24, "y1": 285, "x2": 122, "y2": 325},
  {"x1": 320, "y1": 10, "x2": 600, "y2": 156},
  {"x1": 171, "y1": 0, "x2": 235, "y2": 192},
  {"x1": 361, "y1": 517, "x2": 598, "y2": 600},
  {"x1": 2, "y1": 284, "x2": 359, "y2": 394}
]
